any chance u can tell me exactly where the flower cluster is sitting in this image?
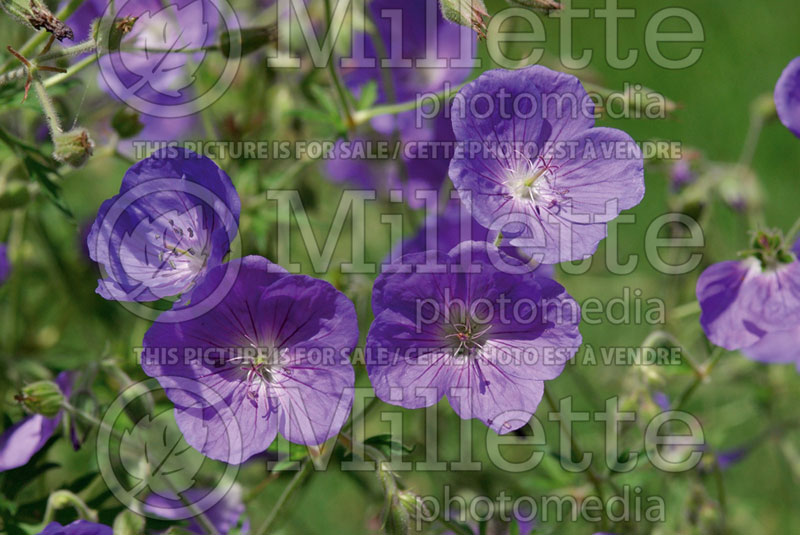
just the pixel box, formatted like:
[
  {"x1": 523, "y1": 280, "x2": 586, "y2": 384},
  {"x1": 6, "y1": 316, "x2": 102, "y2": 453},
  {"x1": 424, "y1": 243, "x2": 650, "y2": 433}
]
[{"x1": 80, "y1": 63, "x2": 646, "y2": 457}]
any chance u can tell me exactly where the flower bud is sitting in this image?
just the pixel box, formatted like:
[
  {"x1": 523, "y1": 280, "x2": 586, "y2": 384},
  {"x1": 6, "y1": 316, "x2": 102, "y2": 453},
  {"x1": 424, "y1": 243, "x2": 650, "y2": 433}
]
[
  {"x1": 751, "y1": 92, "x2": 777, "y2": 123},
  {"x1": 53, "y1": 128, "x2": 94, "y2": 168},
  {"x1": 111, "y1": 108, "x2": 145, "y2": 139},
  {"x1": 440, "y1": 0, "x2": 489, "y2": 39},
  {"x1": 113, "y1": 510, "x2": 145, "y2": 535},
  {"x1": 506, "y1": 0, "x2": 562, "y2": 11},
  {"x1": 0, "y1": 181, "x2": 31, "y2": 209},
  {"x1": 18, "y1": 380, "x2": 64, "y2": 418},
  {"x1": 102, "y1": 15, "x2": 138, "y2": 52}
]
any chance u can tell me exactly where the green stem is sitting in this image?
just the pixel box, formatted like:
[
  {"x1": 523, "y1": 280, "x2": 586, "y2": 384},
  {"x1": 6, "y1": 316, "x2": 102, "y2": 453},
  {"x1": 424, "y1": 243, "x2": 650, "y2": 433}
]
[
  {"x1": 671, "y1": 346, "x2": 723, "y2": 411},
  {"x1": 543, "y1": 388, "x2": 610, "y2": 531},
  {"x1": 43, "y1": 490, "x2": 98, "y2": 524},
  {"x1": 254, "y1": 459, "x2": 314, "y2": 535},
  {"x1": 352, "y1": 81, "x2": 469, "y2": 126},
  {"x1": 43, "y1": 53, "x2": 98, "y2": 88},
  {"x1": 671, "y1": 300, "x2": 701, "y2": 320},
  {"x1": 324, "y1": 0, "x2": 354, "y2": 129},
  {"x1": 31, "y1": 73, "x2": 62, "y2": 133}
]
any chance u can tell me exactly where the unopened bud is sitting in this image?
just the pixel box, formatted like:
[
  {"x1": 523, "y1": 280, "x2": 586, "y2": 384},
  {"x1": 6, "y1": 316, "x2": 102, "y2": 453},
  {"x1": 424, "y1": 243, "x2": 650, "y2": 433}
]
[
  {"x1": 104, "y1": 15, "x2": 138, "y2": 52},
  {"x1": 111, "y1": 108, "x2": 144, "y2": 139},
  {"x1": 751, "y1": 92, "x2": 777, "y2": 123},
  {"x1": 506, "y1": 0, "x2": 562, "y2": 11},
  {"x1": 0, "y1": 181, "x2": 31, "y2": 209},
  {"x1": 18, "y1": 380, "x2": 64, "y2": 418},
  {"x1": 53, "y1": 127, "x2": 94, "y2": 168},
  {"x1": 623, "y1": 84, "x2": 679, "y2": 118},
  {"x1": 440, "y1": 0, "x2": 489, "y2": 39}
]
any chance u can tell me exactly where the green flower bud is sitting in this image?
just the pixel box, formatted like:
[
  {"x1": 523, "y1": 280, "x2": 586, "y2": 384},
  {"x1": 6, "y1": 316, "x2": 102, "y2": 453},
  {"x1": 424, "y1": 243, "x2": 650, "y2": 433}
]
[
  {"x1": 0, "y1": 181, "x2": 31, "y2": 209},
  {"x1": 111, "y1": 108, "x2": 145, "y2": 139},
  {"x1": 18, "y1": 380, "x2": 64, "y2": 418},
  {"x1": 439, "y1": 0, "x2": 489, "y2": 39},
  {"x1": 113, "y1": 510, "x2": 146, "y2": 535},
  {"x1": 105, "y1": 15, "x2": 138, "y2": 52},
  {"x1": 53, "y1": 128, "x2": 94, "y2": 168},
  {"x1": 751, "y1": 92, "x2": 777, "y2": 123}
]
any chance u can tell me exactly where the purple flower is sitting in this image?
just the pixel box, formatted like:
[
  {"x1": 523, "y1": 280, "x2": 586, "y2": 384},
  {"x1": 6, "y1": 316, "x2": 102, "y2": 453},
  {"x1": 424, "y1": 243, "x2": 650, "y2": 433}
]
[
  {"x1": 740, "y1": 325, "x2": 800, "y2": 371},
  {"x1": 389, "y1": 197, "x2": 553, "y2": 278},
  {"x1": 326, "y1": 0, "x2": 476, "y2": 207},
  {"x1": 697, "y1": 237, "x2": 800, "y2": 354},
  {"x1": 145, "y1": 485, "x2": 249, "y2": 534},
  {"x1": 141, "y1": 256, "x2": 358, "y2": 463},
  {"x1": 366, "y1": 242, "x2": 581, "y2": 433},
  {"x1": 669, "y1": 150, "x2": 700, "y2": 190},
  {"x1": 775, "y1": 56, "x2": 800, "y2": 138},
  {"x1": 448, "y1": 65, "x2": 645, "y2": 264},
  {"x1": 0, "y1": 243, "x2": 9, "y2": 286},
  {"x1": 87, "y1": 148, "x2": 240, "y2": 302},
  {"x1": 64, "y1": 0, "x2": 205, "y2": 143},
  {"x1": 0, "y1": 372, "x2": 72, "y2": 472},
  {"x1": 38, "y1": 520, "x2": 112, "y2": 535}
]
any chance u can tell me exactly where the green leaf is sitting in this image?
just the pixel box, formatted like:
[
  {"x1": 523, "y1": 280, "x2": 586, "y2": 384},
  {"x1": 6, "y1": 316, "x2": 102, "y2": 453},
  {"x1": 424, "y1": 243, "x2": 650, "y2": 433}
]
[{"x1": 364, "y1": 434, "x2": 416, "y2": 458}]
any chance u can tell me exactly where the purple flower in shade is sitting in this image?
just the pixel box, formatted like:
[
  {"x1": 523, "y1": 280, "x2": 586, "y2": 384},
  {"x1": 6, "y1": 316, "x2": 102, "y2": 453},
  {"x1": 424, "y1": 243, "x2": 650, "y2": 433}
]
[
  {"x1": 0, "y1": 372, "x2": 73, "y2": 472},
  {"x1": 0, "y1": 243, "x2": 9, "y2": 286},
  {"x1": 326, "y1": 0, "x2": 476, "y2": 207},
  {"x1": 38, "y1": 520, "x2": 112, "y2": 535},
  {"x1": 388, "y1": 197, "x2": 553, "y2": 279},
  {"x1": 145, "y1": 485, "x2": 249, "y2": 534},
  {"x1": 448, "y1": 65, "x2": 645, "y2": 264},
  {"x1": 141, "y1": 256, "x2": 358, "y2": 463},
  {"x1": 86, "y1": 147, "x2": 240, "y2": 302},
  {"x1": 775, "y1": 57, "x2": 800, "y2": 138},
  {"x1": 668, "y1": 149, "x2": 700, "y2": 190},
  {"x1": 697, "y1": 237, "x2": 800, "y2": 361},
  {"x1": 365, "y1": 242, "x2": 581, "y2": 434},
  {"x1": 64, "y1": 0, "x2": 204, "y2": 146}
]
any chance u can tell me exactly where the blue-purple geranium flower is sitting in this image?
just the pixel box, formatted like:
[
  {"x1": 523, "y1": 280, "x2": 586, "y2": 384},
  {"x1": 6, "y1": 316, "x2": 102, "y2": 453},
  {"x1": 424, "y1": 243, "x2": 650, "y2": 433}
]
[
  {"x1": 697, "y1": 235, "x2": 800, "y2": 368},
  {"x1": 87, "y1": 148, "x2": 240, "y2": 302},
  {"x1": 0, "y1": 372, "x2": 73, "y2": 472},
  {"x1": 775, "y1": 56, "x2": 800, "y2": 139},
  {"x1": 366, "y1": 242, "x2": 581, "y2": 433},
  {"x1": 145, "y1": 485, "x2": 249, "y2": 534},
  {"x1": 63, "y1": 0, "x2": 210, "y2": 152},
  {"x1": 38, "y1": 520, "x2": 112, "y2": 535},
  {"x1": 141, "y1": 256, "x2": 358, "y2": 463},
  {"x1": 0, "y1": 243, "x2": 9, "y2": 286},
  {"x1": 449, "y1": 65, "x2": 645, "y2": 264}
]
